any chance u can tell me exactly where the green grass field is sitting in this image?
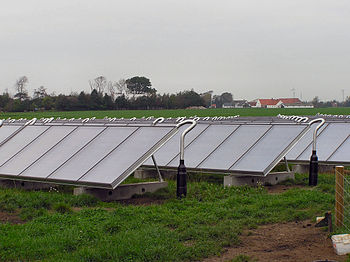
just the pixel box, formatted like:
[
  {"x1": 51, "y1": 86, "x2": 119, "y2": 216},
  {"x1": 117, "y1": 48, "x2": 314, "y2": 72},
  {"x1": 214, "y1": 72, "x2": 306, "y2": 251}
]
[
  {"x1": 1, "y1": 107, "x2": 350, "y2": 119},
  {"x1": 0, "y1": 174, "x2": 339, "y2": 261}
]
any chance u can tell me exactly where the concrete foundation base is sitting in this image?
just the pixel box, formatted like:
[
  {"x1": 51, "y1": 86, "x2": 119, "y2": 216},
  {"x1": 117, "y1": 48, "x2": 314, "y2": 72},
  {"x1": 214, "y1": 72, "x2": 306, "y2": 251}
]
[
  {"x1": 0, "y1": 179, "x2": 54, "y2": 190},
  {"x1": 74, "y1": 181, "x2": 168, "y2": 201},
  {"x1": 292, "y1": 164, "x2": 335, "y2": 174},
  {"x1": 224, "y1": 172, "x2": 295, "y2": 187}
]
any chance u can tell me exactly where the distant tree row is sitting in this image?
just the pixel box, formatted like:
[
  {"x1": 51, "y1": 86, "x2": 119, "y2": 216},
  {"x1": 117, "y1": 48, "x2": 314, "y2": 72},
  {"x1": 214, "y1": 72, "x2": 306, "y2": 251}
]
[
  {"x1": 0, "y1": 76, "x2": 205, "y2": 112},
  {"x1": 311, "y1": 96, "x2": 350, "y2": 108},
  {"x1": 2, "y1": 75, "x2": 349, "y2": 112}
]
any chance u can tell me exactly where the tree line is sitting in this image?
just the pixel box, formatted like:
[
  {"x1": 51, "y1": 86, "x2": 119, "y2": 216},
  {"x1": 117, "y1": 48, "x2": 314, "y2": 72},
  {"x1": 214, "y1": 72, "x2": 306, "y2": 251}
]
[
  {"x1": 311, "y1": 96, "x2": 350, "y2": 108},
  {"x1": 0, "y1": 76, "x2": 206, "y2": 112}
]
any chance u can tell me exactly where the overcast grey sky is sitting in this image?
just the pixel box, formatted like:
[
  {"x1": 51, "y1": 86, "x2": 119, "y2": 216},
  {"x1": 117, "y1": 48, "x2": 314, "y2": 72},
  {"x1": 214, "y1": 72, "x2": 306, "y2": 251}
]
[{"x1": 1, "y1": 0, "x2": 349, "y2": 101}]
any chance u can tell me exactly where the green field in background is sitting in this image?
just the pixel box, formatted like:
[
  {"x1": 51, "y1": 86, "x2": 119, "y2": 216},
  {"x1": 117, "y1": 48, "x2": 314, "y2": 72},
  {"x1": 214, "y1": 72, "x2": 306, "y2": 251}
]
[{"x1": 1, "y1": 107, "x2": 350, "y2": 119}]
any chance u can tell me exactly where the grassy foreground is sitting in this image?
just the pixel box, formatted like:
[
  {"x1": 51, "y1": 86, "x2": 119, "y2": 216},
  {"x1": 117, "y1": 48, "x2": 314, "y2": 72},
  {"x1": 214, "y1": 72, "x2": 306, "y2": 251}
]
[
  {"x1": 1, "y1": 107, "x2": 350, "y2": 120},
  {"x1": 0, "y1": 174, "x2": 338, "y2": 261}
]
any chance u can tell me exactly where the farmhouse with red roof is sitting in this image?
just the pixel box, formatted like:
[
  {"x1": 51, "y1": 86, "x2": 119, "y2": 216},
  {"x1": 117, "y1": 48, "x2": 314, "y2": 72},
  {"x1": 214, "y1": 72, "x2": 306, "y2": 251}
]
[{"x1": 250, "y1": 98, "x2": 313, "y2": 108}]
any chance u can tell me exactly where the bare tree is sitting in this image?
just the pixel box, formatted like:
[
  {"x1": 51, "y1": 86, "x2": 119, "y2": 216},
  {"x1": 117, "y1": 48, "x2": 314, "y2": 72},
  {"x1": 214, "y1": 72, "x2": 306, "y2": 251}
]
[
  {"x1": 14, "y1": 76, "x2": 29, "y2": 101},
  {"x1": 107, "y1": 81, "x2": 116, "y2": 100},
  {"x1": 33, "y1": 86, "x2": 48, "y2": 99},
  {"x1": 115, "y1": 79, "x2": 127, "y2": 95},
  {"x1": 89, "y1": 76, "x2": 107, "y2": 94}
]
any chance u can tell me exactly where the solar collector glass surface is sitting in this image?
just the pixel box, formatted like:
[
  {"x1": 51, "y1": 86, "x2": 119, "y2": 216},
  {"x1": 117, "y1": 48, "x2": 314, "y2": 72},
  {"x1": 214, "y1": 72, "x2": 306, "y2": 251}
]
[
  {"x1": 78, "y1": 126, "x2": 174, "y2": 186},
  {"x1": 197, "y1": 125, "x2": 271, "y2": 170},
  {"x1": 0, "y1": 126, "x2": 77, "y2": 175},
  {"x1": 0, "y1": 126, "x2": 49, "y2": 167},
  {"x1": 296, "y1": 123, "x2": 350, "y2": 161},
  {"x1": 0, "y1": 126, "x2": 22, "y2": 144},
  {"x1": 167, "y1": 125, "x2": 240, "y2": 168},
  {"x1": 48, "y1": 126, "x2": 138, "y2": 181},
  {"x1": 327, "y1": 135, "x2": 350, "y2": 163},
  {"x1": 19, "y1": 126, "x2": 106, "y2": 178},
  {"x1": 231, "y1": 125, "x2": 306, "y2": 173}
]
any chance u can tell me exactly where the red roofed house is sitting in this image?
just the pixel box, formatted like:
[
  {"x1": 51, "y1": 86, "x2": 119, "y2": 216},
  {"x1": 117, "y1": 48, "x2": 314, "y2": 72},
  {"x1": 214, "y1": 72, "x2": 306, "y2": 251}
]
[{"x1": 251, "y1": 98, "x2": 313, "y2": 108}]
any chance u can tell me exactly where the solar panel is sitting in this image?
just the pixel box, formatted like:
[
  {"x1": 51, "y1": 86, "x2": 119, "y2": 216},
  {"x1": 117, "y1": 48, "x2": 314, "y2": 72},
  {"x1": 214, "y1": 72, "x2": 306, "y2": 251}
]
[
  {"x1": 0, "y1": 126, "x2": 77, "y2": 175},
  {"x1": 3, "y1": 116, "x2": 347, "y2": 190},
  {"x1": 0, "y1": 126, "x2": 49, "y2": 166},
  {"x1": 20, "y1": 126, "x2": 106, "y2": 179},
  {"x1": 144, "y1": 122, "x2": 310, "y2": 176},
  {"x1": 297, "y1": 123, "x2": 350, "y2": 161},
  {"x1": 0, "y1": 122, "x2": 179, "y2": 189},
  {"x1": 198, "y1": 125, "x2": 271, "y2": 170},
  {"x1": 0, "y1": 125, "x2": 22, "y2": 145},
  {"x1": 48, "y1": 126, "x2": 138, "y2": 181},
  {"x1": 327, "y1": 135, "x2": 350, "y2": 163},
  {"x1": 286, "y1": 122, "x2": 350, "y2": 164},
  {"x1": 167, "y1": 125, "x2": 240, "y2": 167},
  {"x1": 230, "y1": 125, "x2": 306, "y2": 174},
  {"x1": 79, "y1": 126, "x2": 174, "y2": 188}
]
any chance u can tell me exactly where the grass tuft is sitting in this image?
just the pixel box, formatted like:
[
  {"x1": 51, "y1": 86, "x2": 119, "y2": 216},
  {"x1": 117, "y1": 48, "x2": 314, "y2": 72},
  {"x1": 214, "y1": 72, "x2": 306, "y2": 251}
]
[{"x1": 53, "y1": 202, "x2": 72, "y2": 214}]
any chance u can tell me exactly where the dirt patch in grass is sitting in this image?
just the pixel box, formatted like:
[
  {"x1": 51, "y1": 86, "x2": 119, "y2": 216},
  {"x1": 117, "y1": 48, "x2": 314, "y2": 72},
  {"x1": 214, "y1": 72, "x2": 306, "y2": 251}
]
[
  {"x1": 204, "y1": 221, "x2": 346, "y2": 262},
  {"x1": 0, "y1": 211, "x2": 24, "y2": 224},
  {"x1": 118, "y1": 197, "x2": 165, "y2": 206}
]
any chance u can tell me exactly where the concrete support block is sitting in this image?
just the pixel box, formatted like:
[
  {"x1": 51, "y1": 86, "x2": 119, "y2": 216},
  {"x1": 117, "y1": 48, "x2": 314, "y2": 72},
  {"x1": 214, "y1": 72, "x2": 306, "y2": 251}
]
[
  {"x1": 224, "y1": 172, "x2": 295, "y2": 187},
  {"x1": 0, "y1": 179, "x2": 54, "y2": 190},
  {"x1": 74, "y1": 181, "x2": 168, "y2": 201}
]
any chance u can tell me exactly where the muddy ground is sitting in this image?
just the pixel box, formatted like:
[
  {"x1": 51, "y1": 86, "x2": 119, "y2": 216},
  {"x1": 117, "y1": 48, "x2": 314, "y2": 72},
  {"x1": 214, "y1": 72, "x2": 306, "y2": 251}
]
[{"x1": 204, "y1": 220, "x2": 346, "y2": 262}]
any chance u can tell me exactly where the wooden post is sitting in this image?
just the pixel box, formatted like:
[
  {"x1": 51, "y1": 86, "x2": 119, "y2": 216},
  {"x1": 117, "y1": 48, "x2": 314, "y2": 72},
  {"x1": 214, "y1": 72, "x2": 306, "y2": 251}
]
[{"x1": 335, "y1": 166, "x2": 345, "y2": 227}]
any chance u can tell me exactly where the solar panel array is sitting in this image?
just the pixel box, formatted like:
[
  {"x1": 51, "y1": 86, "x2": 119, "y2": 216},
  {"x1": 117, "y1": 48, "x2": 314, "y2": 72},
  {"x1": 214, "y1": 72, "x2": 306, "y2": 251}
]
[
  {"x1": 1, "y1": 115, "x2": 348, "y2": 190},
  {"x1": 0, "y1": 121, "x2": 178, "y2": 189}
]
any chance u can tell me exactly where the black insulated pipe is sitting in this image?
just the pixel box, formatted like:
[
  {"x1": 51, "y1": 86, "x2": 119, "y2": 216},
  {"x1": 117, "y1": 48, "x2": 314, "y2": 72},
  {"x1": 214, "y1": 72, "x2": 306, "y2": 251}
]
[
  {"x1": 309, "y1": 150, "x2": 318, "y2": 186},
  {"x1": 175, "y1": 119, "x2": 197, "y2": 199},
  {"x1": 177, "y1": 160, "x2": 187, "y2": 198}
]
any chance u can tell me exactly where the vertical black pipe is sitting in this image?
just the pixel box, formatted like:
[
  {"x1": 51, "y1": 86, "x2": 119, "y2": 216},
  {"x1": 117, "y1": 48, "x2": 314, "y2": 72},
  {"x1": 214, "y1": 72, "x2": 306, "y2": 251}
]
[
  {"x1": 177, "y1": 159, "x2": 187, "y2": 198},
  {"x1": 309, "y1": 150, "x2": 318, "y2": 186}
]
